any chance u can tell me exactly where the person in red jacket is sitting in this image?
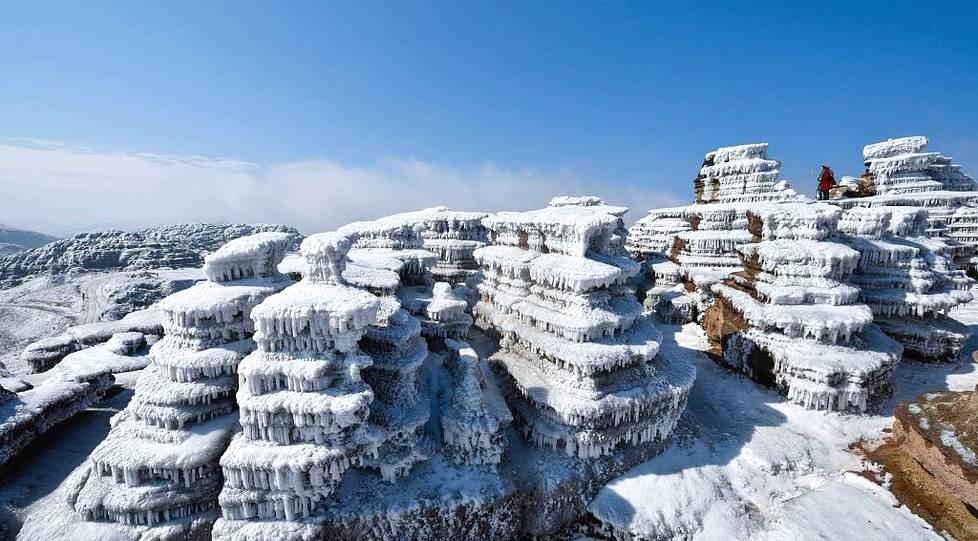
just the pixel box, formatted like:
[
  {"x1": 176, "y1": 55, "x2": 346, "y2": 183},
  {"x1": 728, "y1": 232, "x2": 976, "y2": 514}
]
[{"x1": 817, "y1": 165, "x2": 836, "y2": 200}]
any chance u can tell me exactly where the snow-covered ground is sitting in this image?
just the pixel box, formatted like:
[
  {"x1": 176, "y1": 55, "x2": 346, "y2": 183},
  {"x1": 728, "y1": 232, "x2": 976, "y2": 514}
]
[
  {"x1": 0, "y1": 386, "x2": 135, "y2": 536},
  {"x1": 0, "y1": 269, "x2": 201, "y2": 375},
  {"x1": 589, "y1": 303, "x2": 978, "y2": 540}
]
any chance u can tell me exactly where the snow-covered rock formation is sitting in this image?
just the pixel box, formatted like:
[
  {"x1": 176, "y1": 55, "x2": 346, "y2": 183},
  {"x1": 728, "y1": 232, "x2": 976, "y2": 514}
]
[
  {"x1": 627, "y1": 144, "x2": 802, "y2": 321},
  {"x1": 861, "y1": 136, "x2": 977, "y2": 195},
  {"x1": 839, "y1": 207, "x2": 972, "y2": 360},
  {"x1": 474, "y1": 200, "x2": 694, "y2": 458},
  {"x1": 0, "y1": 366, "x2": 113, "y2": 471},
  {"x1": 703, "y1": 203, "x2": 902, "y2": 411},
  {"x1": 59, "y1": 233, "x2": 291, "y2": 540},
  {"x1": 440, "y1": 339, "x2": 511, "y2": 466},
  {"x1": 354, "y1": 264, "x2": 435, "y2": 483},
  {"x1": 338, "y1": 206, "x2": 488, "y2": 284},
  {"x1": 21, "y1": 308, "x2": 165, "y2": 373},
  {"x1": 833, "y1": 136, "x2": 978, "y2": 275},
  {"x1": 471, "y1": 199, "x2": 695, "y2": 534},
  {"x1": 476, "y1": 200, "x2": 693, "y2": 458},
  {"x1": 142, "y1": 223, "x2": 302, "y2": 254},
  {"x1": 400, "y1": 281, "x2": 473, "y2": 341},
  {"x1": 213, "y1": 232, "x2": 382, "y2": 537}
]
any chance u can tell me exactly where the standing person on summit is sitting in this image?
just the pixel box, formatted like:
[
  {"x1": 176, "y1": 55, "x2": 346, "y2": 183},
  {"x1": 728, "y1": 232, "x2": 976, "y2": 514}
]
[{"x1": 817, "y1": 165, "x2": 836, "y2": 200}]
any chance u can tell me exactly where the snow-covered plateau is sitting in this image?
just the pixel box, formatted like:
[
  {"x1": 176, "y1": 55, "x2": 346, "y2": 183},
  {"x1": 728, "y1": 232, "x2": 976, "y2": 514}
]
[{"x1": 4, "y1": 138, "x2": 978, "y2": 540}]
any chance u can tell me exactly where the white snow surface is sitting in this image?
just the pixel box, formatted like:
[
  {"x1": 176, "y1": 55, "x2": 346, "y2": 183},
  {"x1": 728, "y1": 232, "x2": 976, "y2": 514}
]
[{"x1": 589, "y1": 315, "x2": 978, "y2": 541}]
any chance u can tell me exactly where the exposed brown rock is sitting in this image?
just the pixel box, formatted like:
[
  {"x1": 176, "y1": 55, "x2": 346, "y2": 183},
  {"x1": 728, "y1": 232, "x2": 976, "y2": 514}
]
[
  {"x1": 746, "y1": 212, "x2": 764, "y2": 242},
  {"x1": 701, "y1": 294, "x2": 750, "y2": 358},
  {"x1": 863, "y1": 389, "x2": 978, "y2": 541}
]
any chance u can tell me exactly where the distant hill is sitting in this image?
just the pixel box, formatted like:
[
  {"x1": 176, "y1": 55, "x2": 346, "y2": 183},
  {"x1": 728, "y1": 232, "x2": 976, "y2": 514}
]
[
  {"x1": 0, "y1": 225, "x2": 58, "y2": 256},
  {"x1": 0, "y1": 223, "x2": 301, "y2": 289}
]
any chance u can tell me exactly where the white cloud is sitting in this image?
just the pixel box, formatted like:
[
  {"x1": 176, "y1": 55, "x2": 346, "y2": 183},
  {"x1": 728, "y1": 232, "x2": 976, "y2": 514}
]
[{"x1": 0, "y1": 139, "x2": 683, "y2": 235}]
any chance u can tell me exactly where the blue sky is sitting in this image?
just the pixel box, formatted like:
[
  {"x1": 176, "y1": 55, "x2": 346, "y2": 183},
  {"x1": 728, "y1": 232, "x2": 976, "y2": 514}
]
[{"x1": 1, "y1": 1, "x2": 977, "y2": 233}]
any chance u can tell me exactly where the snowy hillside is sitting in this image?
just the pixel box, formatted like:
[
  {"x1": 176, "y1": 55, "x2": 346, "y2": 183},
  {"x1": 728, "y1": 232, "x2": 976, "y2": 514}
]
[
  {"x1": 0, "y1": 223, "x2": 301, "y2": 289},
  {"x1": 0, "y1": 224, "x2": 58, "y2": 256}
]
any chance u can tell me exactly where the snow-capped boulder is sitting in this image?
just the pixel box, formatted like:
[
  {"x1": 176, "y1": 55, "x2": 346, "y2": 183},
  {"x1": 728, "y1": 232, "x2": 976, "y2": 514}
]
[
  {"x1": 475, "y1": 201, "x2": 694, "y2": 458},
  {"x1": 839, "y1": 207, "x2": 972, "y2": 360},
  {"x1": 832, "y1": 136, "x2": 978, "y2": 275}
]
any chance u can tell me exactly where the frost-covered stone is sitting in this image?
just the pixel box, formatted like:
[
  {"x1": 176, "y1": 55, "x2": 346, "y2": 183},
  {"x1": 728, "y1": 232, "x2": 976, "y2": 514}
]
[
  {"x1": 704, "y1": 203, "x2": 902, "y2": 411},
  {"x1": 0, "y1": 370, "x2": 113, "y2": 471},
  {"x1": 400, "y1": 282, "x2": 474, "y2": 341},
  {"x1": 693, "y1": 143, "x2": 801, "y2": 205},
  {"x1": 861, "y1": 136, "x2": 977, "y2": 195},
  {"x1": 0, "y1": 223, "x2": 300, "y2": 289},
  {"x1": 338, "y1": 206, "x2": 489, "y2": 284},
  {"x1": 105, "y1": 332, "x2": 147, "y2": 355},
  {"x1": 627, "y1": 144, "x2": 803, "y2": 322},
  {"x1": 839, "y1": 207, "x2": 972, "y2": 360},
  {"x1": 203, "y1": 232, "x2": 292, "y2": 283},
  {"x1": 21, "y1": 307, "x2": 164, "y2": 373},
  {"x1": 833, "y1": 136, "x2": 978, "y2": 275},
  {"x1": 214, "y1": 232, "x2": 381, "y2": 536},
  {"x1": 440, "y1": 339, "x2": 511, "y2": 466},
  {"x1": 59, "y1": 233, "x2": 290, "y2": 540},
  {"x1": 475, "y1": 200, "x2": 694, "y2": 459}
]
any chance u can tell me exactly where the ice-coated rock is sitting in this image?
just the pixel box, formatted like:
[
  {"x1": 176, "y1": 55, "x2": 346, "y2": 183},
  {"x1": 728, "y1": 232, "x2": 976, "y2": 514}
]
[
  {"x1": 703, "y1": 202, "x2": 903, "y2": 411},
  {"x1": 52, "y1": 233, "x2": 291, "y2": 541},
  {"x1": 338, "y1": 206, "x2": 489, "y2": 284},
  {"x1": 474, "y1": 199, "x2": 694, "y2": 458},
  {"x1": 21, "y1": 307, "x2": 165, "y2": 373},
  {"x1": 832, "y1": 136, "x2": 978, "y2": 275},
  {"x1": 440, "y1": 339, "x2": 511, "y2": 466},
  {"x1": 0, "y1": 223, "x2": 301, "y2": 289},
  {"x1": 839, "y1": 206, "x2": 972, "y2": 360},
  {"x1": 400, "y1": 282, "x2": 473, "y2": 342},
  {"x1": 627, "y1": 144, "x2": 803, "y2": 323},
  {"x1": 214, "y1": 232, "x2": 382, "y2": 537}
]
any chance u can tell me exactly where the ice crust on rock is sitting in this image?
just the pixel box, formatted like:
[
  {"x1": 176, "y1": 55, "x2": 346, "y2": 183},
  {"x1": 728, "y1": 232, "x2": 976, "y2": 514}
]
[
  {"x1": 0, "y1": 223, "x2": 301, "y2": 289},
  {"x1": 203, "y1": 232, "x2": 292, "y2": 283},
  {"x1": 833, "y1": 136, "x2": 978, "y2": 275},
  {"x1": 861, "y1": 136, "x2": 977, "y2": 195},
  {"x1": 21, "y1": 307, "x2": 164, "y2": 373},
  {"x1": 440, "y1": 339, "x2": 511, "y2": 466},
  {"x1": 0, "y1": 368, "x2": 113, "y2": 471},
  {"x1": 474, "y1": 198, "x2": 694, "y2": 459},
  {"x1": 704, "y1": 202, "x2": 903, "y2": 411},
  {"x1": 213, "y1": 232, "x2": 384, "y2": 535},
  {"x1": 215, "y1": 224, "x2": 520, "y2": 539},
  {"x1": 839, "y1": 206, "x2": 973, "y2": 360},
  {"x1": 627, "y1": 144, "x2": 803, "y2": 323},
  {"x1": 338, "y1": 206, "x2": 489, "y2": 284},
  {"x1": 62, "y1": 233, "x2": 291, "y2": 540},
  {"x1": 399, "y1": 282, "x2": 473, "y2": 341}
]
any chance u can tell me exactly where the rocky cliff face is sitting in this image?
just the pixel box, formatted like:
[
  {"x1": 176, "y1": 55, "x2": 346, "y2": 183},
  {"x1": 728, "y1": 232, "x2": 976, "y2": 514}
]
[{"x1": 0, "y1": 224, "x2": 301, "y2": 289}]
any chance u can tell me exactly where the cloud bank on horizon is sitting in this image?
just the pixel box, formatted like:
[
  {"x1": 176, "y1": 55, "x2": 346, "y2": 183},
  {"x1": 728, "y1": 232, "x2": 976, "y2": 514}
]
[{"x1": 0, "y1": 140, "x2": 683, "y2": 236}]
